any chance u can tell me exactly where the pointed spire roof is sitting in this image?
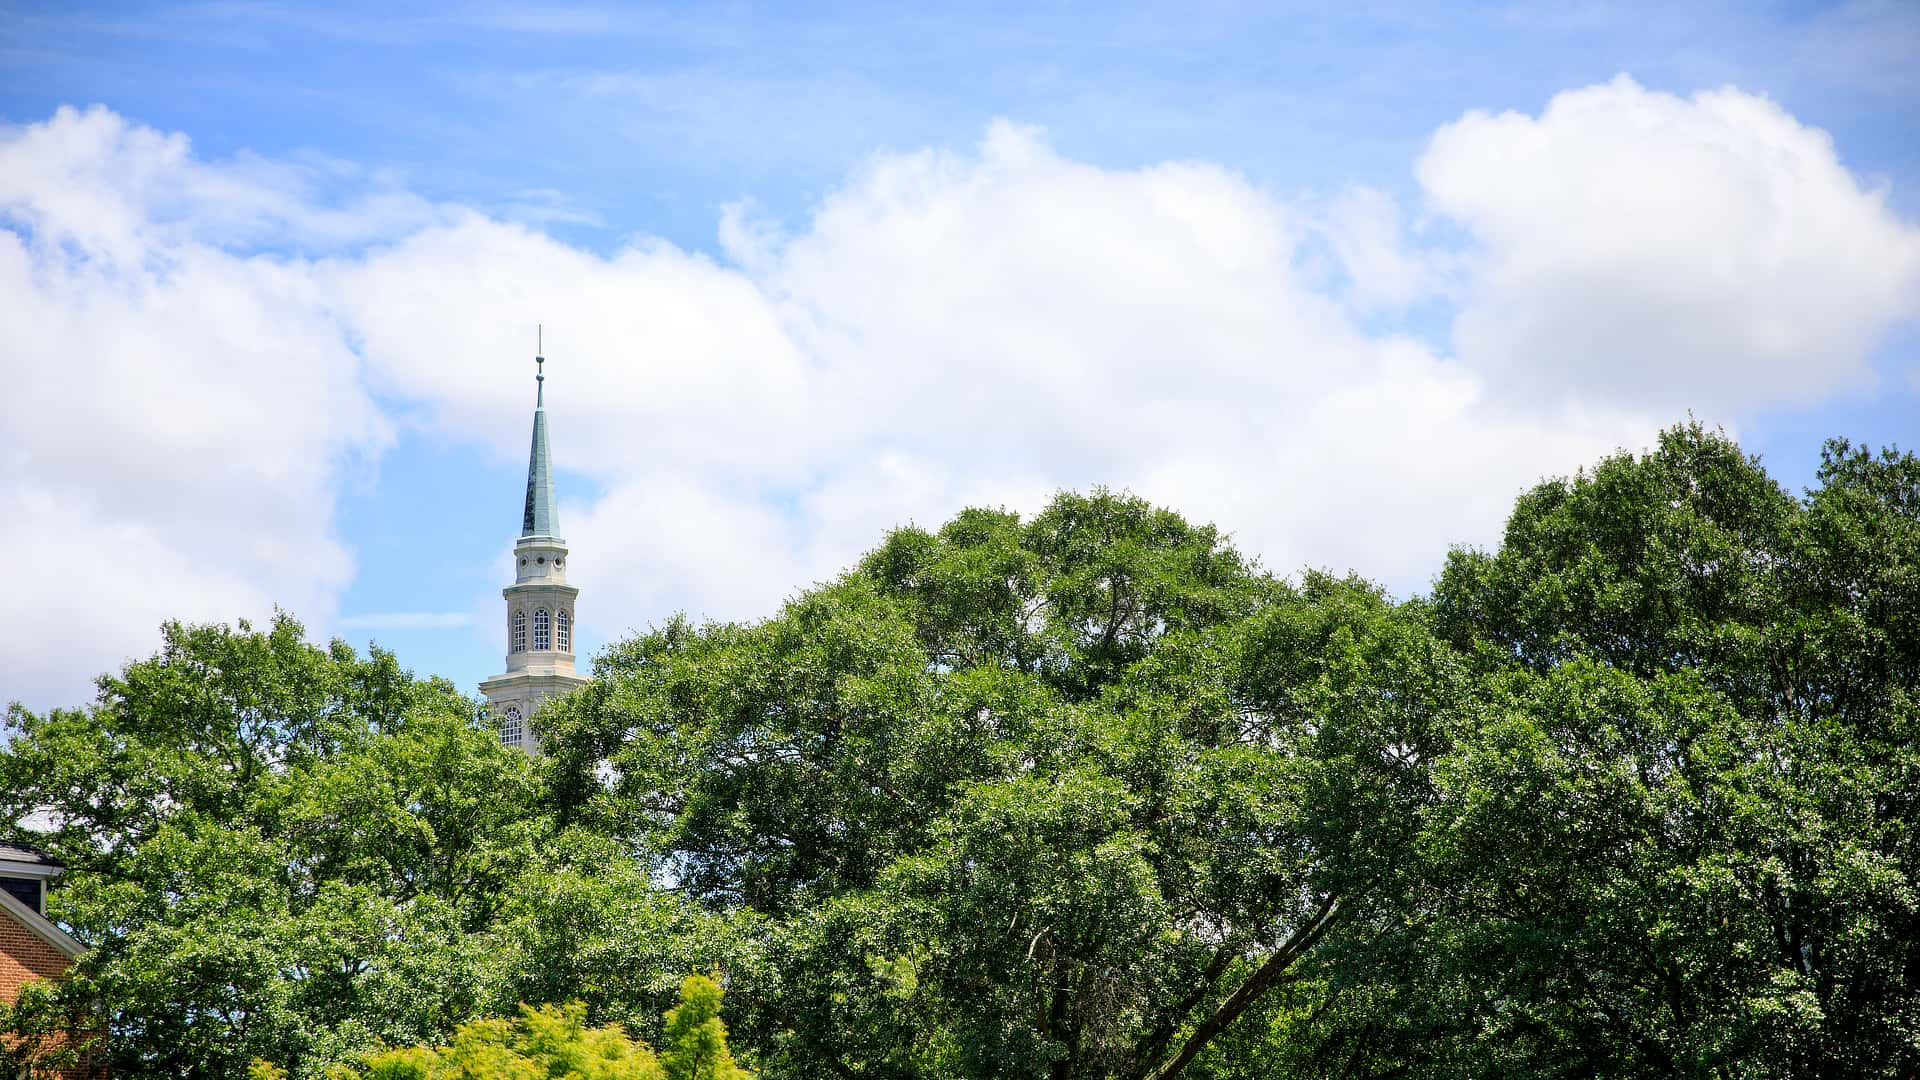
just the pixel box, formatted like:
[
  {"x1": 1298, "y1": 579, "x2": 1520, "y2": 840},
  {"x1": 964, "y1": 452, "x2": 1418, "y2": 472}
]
[{"x1": 521, "y1": 335, "x2": 560, "y2": 541}]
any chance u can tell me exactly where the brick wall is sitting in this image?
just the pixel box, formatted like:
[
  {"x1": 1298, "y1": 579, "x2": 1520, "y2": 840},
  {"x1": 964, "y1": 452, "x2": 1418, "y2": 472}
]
[
  {"x1": 1, "y1": 907, "x2": 100, "y2": 1076},
  {"x1": 1, "y1": 905, "x2": 73, "y2": 1004}
]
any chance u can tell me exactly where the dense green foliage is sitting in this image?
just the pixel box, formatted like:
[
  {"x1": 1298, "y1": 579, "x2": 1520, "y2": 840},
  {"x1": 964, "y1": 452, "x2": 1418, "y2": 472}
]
[
  {"x1": 0, "y1": 616, "x2": 544, "y2": 1075},
  {"x1": 534, "y1": 494, "x2": 1446, "y2": 1079},
  {"x1": 3, "y1": 424, "x2": 1916, "y2": 1078},
  {"x1": 1418, "y1": 430, "x2": 1920, "y2": 1077}
]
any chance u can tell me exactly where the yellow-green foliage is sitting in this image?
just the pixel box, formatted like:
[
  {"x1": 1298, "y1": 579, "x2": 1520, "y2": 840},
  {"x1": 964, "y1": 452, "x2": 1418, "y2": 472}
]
[
  {"x1": 660, "y1": 975, "x2": 751, "y2": 1080},
  {"x1": 347, "y1": 975, "x2": 748, "y2": 1080}
]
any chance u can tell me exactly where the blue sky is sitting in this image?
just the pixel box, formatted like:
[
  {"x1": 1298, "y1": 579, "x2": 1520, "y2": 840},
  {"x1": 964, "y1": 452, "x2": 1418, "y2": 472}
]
[{"x1": 2, "y1": 1, "x2": 1917, "y2": 707}]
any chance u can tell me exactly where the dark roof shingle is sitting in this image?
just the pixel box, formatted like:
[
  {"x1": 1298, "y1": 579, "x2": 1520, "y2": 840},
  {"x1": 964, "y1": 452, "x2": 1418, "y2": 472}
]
[{"x1": 0, "y1": 841, "x2": 62, "y2": 867}]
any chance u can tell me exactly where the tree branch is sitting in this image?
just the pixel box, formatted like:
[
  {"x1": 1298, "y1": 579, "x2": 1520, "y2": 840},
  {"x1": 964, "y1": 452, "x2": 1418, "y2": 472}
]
[
  {"x1": 1131, "y1": 941, "x2": 1238, "y2": 1073},
  {"x1": 1136, "y1": 895, "x2": 1344, "y2": 1080}
]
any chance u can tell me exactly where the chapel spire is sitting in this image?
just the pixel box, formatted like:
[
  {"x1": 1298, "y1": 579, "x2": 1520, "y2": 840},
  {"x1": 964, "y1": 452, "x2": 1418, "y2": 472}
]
[
  {"x1": 521, "y1": 329, "x2": 559, "y2": 540},
  {"x1": 484, "y1": 327, "x2": 588, "y2": 755}
]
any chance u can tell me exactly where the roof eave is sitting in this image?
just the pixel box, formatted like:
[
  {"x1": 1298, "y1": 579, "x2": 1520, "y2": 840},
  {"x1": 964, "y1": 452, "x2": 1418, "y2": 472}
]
[
  {"x1": 0, "y1": 887, "x2": 85, "y2": 959},
  {"x1": 0, "y1": 859, "x2": 63, "y2": 879}
]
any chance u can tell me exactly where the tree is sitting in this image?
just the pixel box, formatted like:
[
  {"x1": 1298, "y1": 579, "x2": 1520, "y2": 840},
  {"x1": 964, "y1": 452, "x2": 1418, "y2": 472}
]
[
  {"x1": 345, "y1": 975, "x2": 750, "y2": 1080},
  {"x1": 0, "y1": 979, "x2": 101, "y2": 1078},
  {"x1": 0, "y1": 614, "x2": 545, "y2": 1078},
  {"x1": 660, "y1": 975, "x2": 754, "y2": 1080},
  {"x1": 12, "y1": 429, "x2": 1915, "y2": 1080},
  {"x1": 1424, "y1": 423, "x2": 1920, "y2": 1077},
  {"x1": 537, "y1": 491, "x2": 1456, "y2": 1078}
]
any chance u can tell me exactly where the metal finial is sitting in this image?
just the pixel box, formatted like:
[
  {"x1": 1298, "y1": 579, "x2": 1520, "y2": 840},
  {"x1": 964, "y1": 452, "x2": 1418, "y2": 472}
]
[{"x1": 532, "y1": 324, "x2": 547, "y2": 409}]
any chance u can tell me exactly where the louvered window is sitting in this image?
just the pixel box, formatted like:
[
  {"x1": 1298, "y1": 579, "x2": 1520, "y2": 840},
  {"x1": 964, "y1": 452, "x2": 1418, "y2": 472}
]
[
  {"x1": 533, "y1": 608, "x2": 551, "y2": 651},
  {"x1": 512, "y1": 609, "x2": 527, "y2": 653},
  {"x1": 557, "y1": 609, "x2": 572, "y2": 651},
  {"x1": 499, "y1": 706, "x2": 523, "y2": 747}
]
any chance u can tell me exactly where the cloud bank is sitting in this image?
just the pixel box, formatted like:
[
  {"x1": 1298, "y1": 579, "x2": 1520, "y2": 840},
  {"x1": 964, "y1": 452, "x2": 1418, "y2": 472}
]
[
  {"x1": 3, "y1": 77, "x2": 1916, "y2": 707},
  {"x1": 1423, "y1": 76, "x2": 1920, "y2": 412}
]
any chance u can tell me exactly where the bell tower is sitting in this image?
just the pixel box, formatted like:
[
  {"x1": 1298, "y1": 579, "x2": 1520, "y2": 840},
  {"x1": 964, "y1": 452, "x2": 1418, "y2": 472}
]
[{"x1": 480, "y1": 337, "x2": 588, "y2": 753}]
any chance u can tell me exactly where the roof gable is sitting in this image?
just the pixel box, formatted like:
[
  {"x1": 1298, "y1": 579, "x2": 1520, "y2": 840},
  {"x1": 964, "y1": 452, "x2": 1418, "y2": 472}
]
[{"x1": 0, "y1": 887, "x2": 84, "y2": 960}]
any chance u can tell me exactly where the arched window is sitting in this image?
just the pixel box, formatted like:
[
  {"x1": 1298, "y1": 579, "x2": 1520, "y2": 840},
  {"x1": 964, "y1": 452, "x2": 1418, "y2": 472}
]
[
  {"x1": 557, "y1": 608, "x2": 572, "y2": 651},
  {"x1": 511, "y1": 609, "x2": 528, "y2": 653},
  {"x1": 499, "y1": 705, "x2": 523, "y2": 747},
  {"x1": 533, "y1": 608, "x2": 551, "y2": 651}
]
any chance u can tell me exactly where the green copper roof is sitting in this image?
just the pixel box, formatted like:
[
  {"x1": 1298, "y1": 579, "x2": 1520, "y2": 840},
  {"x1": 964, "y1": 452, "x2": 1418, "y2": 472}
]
[{"x1": 521, "y1": 359, "x2": 560, "y2": 540}]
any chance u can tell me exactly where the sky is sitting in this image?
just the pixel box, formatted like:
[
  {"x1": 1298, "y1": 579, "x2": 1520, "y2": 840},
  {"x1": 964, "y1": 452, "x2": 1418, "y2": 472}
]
[{"x1": 2, "y1": 1, "x2": 1917, "y2": 710}]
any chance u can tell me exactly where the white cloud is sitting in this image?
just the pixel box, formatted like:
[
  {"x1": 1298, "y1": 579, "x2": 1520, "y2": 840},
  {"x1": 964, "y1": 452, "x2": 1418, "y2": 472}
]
[
  {"x1": 4, "y1": 84, "x2": 1916, "y2": 708},
  {"x1": 1313, "y1": 186, "x2": 1446, "y2": 311},
  {"x1": 0, "y1": 107, "x2": 392, "y2": 707},
  {"x1": 0, "y1": 106, "x2": 446, "y2": 259},
  {"x1": 335, "y1": 120, "x2": 1653, "y2": 629},
  {"x1": 6, "y1": 489, "x2": 288, "y2": 706},
  {"x1": 1418, "y1": 75, "x2": 1920, "y2": 411},
  {"x1": 325, "y1": 217, "x2": 814, "y2": 482}
]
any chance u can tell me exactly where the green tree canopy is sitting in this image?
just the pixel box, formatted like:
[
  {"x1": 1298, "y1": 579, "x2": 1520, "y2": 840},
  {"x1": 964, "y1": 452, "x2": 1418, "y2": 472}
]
[
  {"x1": 1, "y1": 614, "x2": 545, "y2": 1077},
  {"x1": 536, "y1": 490, "x2": 1459, "y2": 1078},
  {"x1": 1422, "y1": 424, "x2": 1920, "y2": 1078},
  {"x1": 7, "y1": 427, "x2": 1916, "y2": 1080}
]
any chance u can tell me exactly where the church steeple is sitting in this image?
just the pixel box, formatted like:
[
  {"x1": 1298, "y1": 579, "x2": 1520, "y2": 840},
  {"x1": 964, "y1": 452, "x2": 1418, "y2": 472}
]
[
  {"x1": 481, "y1": 329, "x2": 589, "y2": 755},
  {"x1": 522, "y1": 346, "x2": 559, "y2": 540}
]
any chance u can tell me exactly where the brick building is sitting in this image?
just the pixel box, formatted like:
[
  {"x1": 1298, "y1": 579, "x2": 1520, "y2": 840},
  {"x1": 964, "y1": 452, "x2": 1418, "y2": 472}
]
[
  {"x1": 1, "y1": 841, "x2": 90, "y2": 1076},
  {"x1": 0, "y1": 842, "x2": 81, "y2": 1004}
]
